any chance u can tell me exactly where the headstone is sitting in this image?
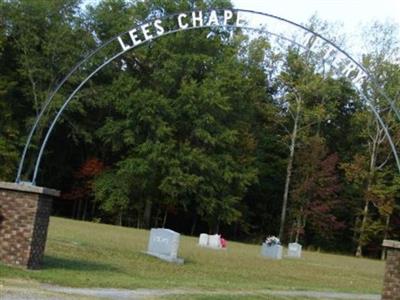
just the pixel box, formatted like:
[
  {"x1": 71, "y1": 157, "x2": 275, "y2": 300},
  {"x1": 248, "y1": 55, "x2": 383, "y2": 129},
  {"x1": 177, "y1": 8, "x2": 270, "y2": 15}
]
[
  {"x1": 198, "y1": 233, "x2": 225, "y2": 249},
  {"x1": 287, "y1": 242, "x2": 302, "y2": 258},
  {"x1": 208, "y1": 234, "x2": 222, "y2": 249},
  {"x1": 146, "y1": 228, "x2": 184, "y2": 264},
  {"x1": 261, "y1": 243, "x2": 283, "y2": 259},
  {"x1": 199, "y1": 233, "x2": 209, "y2": 247}
]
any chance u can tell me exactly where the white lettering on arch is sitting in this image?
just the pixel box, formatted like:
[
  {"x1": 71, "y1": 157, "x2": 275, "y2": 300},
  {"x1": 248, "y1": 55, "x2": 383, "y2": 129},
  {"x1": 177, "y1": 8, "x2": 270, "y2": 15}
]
[
  {"x1": 207, "y1": 10, "x2": 219, "y2": 26},
  {"x1": 224, "y1": 10, "x2": 233, "y2": 25},
  {"x1": 178, "y1": 13, "x2": 189, "y2": 29},
  {"x1": 192, "y1": 11, "x2": 203, "y2": 27}
]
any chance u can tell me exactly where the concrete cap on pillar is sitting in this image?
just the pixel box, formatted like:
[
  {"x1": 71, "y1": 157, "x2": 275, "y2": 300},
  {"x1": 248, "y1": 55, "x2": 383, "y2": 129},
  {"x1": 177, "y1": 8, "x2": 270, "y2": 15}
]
[
  {"x1": 382, "y1": 240, "x2": 400, "y2": 250},
  {"x1": 0, "y1": 181, "x2": 60, "y2": 197}
]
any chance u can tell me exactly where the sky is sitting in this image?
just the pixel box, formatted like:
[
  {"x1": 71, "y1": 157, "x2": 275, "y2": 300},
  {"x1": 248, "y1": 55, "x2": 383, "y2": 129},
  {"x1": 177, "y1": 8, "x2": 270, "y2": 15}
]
[
  {"x1": 232, "y1": 0, "x2": 400, "y2": 26},
  {"x1": 232, "y1": 0, "x2": 400, "y2": 53}
]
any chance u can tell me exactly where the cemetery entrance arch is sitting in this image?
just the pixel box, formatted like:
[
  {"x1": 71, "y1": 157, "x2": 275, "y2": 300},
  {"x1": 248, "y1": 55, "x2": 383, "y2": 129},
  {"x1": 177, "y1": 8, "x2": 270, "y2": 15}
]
[
  {"x1": 1, "y1": 10, "x2": 399, "y2": 292},
  {"x1": 15, "y1": 8, "x2": 400, "y2": 187}
]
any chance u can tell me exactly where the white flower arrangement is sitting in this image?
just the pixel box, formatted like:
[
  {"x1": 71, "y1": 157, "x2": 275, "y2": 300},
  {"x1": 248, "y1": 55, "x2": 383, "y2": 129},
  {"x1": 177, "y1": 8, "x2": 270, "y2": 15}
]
[{"x1": 265, "y1": 235, "x2": 281, "y2": 246}]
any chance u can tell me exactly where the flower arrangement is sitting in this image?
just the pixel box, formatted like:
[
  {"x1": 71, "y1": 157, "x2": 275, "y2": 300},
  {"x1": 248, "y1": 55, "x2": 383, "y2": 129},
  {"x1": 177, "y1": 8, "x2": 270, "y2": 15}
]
[{"x1": 265, "y1": 235, "x2": 281, "y2": 246}]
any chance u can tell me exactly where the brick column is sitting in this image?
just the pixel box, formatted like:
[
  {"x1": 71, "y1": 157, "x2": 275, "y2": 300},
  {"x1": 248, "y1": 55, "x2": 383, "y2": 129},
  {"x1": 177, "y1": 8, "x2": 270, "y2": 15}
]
[
  {"x1": 0, "y1": 182, "x2": 59, "y2": 269},
  {"x1": 382, "y1": 240, "x2": 400, "y2": 300}
]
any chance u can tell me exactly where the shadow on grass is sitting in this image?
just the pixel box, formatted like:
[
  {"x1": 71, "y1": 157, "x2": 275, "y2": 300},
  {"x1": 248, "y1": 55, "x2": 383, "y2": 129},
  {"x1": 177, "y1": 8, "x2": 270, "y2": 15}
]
[{"x1": 43, "y1": 255, "x2": 120, "y2": 272}]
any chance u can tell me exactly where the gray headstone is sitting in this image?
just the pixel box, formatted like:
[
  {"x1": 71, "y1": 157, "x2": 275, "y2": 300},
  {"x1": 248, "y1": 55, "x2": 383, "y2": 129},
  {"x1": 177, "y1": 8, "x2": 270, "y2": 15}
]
[
  {"x1": 146, "y1": 228, "x2": 184, "y2": 264},
  {"x1": 261, "y1": 243, "x2": 282, "y2": 259},
  {"x1": 287, "y1": 242, "x2": 302, "y2": 258}
]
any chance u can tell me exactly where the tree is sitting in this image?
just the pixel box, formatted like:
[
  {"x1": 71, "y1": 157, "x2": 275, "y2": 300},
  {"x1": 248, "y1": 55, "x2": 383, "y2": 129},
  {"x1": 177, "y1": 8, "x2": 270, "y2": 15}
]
[
  {"x1": 276, "y1": 49, "x2": 338, "y2": 241},
  {"x1": 89, "y1": 0, "x2": 260, "y2": 231},
  {"x1": 1, "y1": 0, "x2": 95, "y2": 182},
  {"x1": 340, "y1": 21, "x2": 400, "y2": 257},
  {"x1": 289, "y1": 136, "x2": 343, "y2": 245},
  {"x1": 63, "y1": 158, "x2": 105, "y2": 220}
]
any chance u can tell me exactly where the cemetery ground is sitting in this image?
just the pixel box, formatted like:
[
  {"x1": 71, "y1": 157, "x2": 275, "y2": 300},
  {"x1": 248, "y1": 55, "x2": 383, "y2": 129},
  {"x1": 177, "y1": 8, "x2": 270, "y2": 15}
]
[{"x1": 0, "y1": 217, "x2": 384, "y2": 299}]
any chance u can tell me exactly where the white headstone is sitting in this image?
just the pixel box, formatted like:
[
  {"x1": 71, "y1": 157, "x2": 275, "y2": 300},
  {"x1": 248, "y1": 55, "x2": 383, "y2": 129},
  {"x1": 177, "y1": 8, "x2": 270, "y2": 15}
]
[
  {"x1": 146, "y1": 228, "x2": 184, "y2": 264},
  {"x1": 287, "y1": 242, "x2": 302, "y2": 258},
  {"x1": 199, "y1": 233, "x2": 209, "y2": 247},
  {"x1": 261, "y1": 243, "x2": 282, "y2": 259},
  {"x1": 208, "y1": 234, "x2": 221, "y2": 249}
]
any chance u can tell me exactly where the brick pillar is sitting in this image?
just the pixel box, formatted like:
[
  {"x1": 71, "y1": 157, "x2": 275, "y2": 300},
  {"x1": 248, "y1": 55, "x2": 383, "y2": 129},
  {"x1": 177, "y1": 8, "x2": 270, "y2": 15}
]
[
  {"x1": 0, "y1": 182, "x2": 59, "y2": 269},
  {"x1": 382, "y1": 240, "x2": 400, "y2": 300}
]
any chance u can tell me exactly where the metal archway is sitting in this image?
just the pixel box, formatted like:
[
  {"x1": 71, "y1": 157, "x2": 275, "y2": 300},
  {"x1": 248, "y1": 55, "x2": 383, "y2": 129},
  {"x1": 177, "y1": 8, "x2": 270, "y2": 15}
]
[{"x1": 15, "y1": 8, "x2": 400, "y2": 185}]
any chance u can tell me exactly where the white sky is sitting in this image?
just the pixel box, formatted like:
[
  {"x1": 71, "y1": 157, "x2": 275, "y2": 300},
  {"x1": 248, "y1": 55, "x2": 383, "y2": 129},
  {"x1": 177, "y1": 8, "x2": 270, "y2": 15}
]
[
  {"x1": 232, "y1": 0, "x2": 400, "y2": 26},
  {"x1": 232, "y1": 0, "x2": 400, "y2": 56}
]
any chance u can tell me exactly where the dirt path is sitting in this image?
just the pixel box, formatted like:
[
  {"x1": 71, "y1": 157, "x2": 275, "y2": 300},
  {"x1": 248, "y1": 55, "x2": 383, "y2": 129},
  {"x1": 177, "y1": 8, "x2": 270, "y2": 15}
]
[{"x1": 1, "y1": 279, "x2": 381, "y2": 300}]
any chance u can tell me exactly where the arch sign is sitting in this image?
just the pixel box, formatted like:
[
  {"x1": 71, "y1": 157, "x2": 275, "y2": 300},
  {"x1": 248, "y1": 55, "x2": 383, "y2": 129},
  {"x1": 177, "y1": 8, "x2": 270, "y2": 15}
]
[{"x1": 16, "y1": 9, "x2": 400, "y2": 185}]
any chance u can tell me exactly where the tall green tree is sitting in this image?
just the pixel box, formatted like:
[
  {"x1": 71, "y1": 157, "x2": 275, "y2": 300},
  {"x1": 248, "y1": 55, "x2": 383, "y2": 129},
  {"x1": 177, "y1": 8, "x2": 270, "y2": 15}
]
[{"x1": 1, "y1": 0, "x2": 95, "y2": 183}]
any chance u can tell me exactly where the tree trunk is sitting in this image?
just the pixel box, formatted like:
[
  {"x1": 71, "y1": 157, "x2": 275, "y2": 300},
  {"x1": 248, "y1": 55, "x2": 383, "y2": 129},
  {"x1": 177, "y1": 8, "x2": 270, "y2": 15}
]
[
  {"x1": 143, "y1": 199, "x2": 152, "y2": 229},
  {"x1": 154, "y1": 206, "x2": 161, "y2": 228},
  {"x1": 136, "y1": 211, "x2": 141, "y2": 229},
  {"x1": 289, "y1": 221, "x2": 295, "y2": 243},
  {"x1": 214, "y1": 221, "x2": 220, "y2": 234},
  {"x1": 72, "y1": 199, "x2": 77, "y2": 219},
  {"x1": 234, "y1": 221, "x2": 239, "y2": 240},
  {"x1": 162, "y1": 209, "x2": 168, "y2": 228},
  {"x1": 352, "y1": 216, "x2": 359, "y2": 244},
  {"x1": 117, "y1": 210, "x2": 123, "y2": 226},
  {"x1": 356, "y1": 128, "x2": 378, "y2": 257},
  {"x1": 190, "y1": 214, "x2": 198, "y2": 235},
  {"x1": 295, "y1": 215, "x2": 301, "y2": 243},
  {"x1": 77, "y1": 199, "x2": 83, "y2": 220},
  {"x1": 91, "y1": 201, "x2": 96, "y2": 220},
  {"x1": 279, "y1": 95, "x2": 301, "y2": 241},
  {"x1": 356, "y1": 197, "x2": 370, "y2": 257},
  {"x1": 381, "y1": 215, "x2": 391, "y2": 260},
  {"x1": 296, "y1": 212, "x2": 307, "y2": 243},
  {"x1": 82, "y1": 198, "x2": 88, "y2": 221}
]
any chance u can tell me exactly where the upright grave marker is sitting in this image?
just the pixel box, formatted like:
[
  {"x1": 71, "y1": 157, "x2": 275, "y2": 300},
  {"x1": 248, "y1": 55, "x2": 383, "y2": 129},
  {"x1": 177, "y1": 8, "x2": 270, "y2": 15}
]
[
  {"x1": 198, "y1": 233, "x2": 209, "y2": 247},
  {"x1": 198, "y1": 233, "x2": 226, "y2": 249},
  {"x1": 261, "y1": 236, "x2": 282, "y2": 260},
  {"x1": 208, "y1": 234, "x2": 222, "y2": 249},
  {"x1": 146, "y1": 228, "x2": 184, "y2": 264},
  {"x1": 261, "y1": 243, "x2": 283, "y2": 260},
  {"x1": 287, "y1": 242, "x2": 302, "y2": 258}
]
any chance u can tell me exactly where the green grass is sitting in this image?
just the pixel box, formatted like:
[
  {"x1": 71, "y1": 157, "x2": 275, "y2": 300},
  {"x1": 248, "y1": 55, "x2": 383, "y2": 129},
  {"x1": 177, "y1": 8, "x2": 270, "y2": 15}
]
[{"x1": 0, "y1": 217, "x2": 384, "y2": 294}]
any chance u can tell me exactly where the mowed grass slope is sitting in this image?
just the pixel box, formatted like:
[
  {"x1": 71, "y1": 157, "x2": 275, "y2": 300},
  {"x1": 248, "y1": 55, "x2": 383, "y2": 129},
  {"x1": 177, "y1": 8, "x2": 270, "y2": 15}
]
[{"x1": 0, "y1": 217, "x2": 384, "y2": 293}]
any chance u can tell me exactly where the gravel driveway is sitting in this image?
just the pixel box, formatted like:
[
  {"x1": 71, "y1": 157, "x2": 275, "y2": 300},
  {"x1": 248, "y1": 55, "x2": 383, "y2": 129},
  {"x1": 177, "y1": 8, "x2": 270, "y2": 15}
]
[{"x1": 1, "y1": 279, "x2": 381, "y2": 300}]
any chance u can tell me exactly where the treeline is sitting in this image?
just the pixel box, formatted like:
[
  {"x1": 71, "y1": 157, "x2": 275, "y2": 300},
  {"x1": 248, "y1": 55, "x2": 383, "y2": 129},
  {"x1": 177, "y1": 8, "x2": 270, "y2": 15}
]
[{"x1": 1, "y1": 0, "x2": 399, "y2": 258}]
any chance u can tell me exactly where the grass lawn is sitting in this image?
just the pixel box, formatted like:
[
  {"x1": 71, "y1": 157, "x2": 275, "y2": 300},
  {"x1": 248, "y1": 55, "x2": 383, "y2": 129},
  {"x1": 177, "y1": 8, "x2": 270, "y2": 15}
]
[{"x1": 0, "y1": 217, "x2": 384, "y2": 294}]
